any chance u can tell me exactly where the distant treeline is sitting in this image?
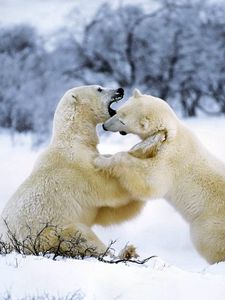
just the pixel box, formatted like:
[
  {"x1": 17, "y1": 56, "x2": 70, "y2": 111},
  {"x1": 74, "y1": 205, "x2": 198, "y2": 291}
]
[{"x1": 0, "y1": 0, "x2": 225, "y2": 140}]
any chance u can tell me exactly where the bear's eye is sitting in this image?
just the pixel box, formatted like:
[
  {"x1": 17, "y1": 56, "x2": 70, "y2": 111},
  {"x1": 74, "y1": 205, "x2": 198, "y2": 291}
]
[
  {"x1": 97, "y1": 87, "x2": 103, "y2": 92},
  {"x1": 119, "y1": 119, "x2": 125, "y2": 125}
]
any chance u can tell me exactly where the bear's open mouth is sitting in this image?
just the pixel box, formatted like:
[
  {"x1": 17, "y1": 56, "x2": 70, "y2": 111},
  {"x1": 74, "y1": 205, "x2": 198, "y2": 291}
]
[{"x1": 108, "y1": 88, "x2": 124, "y2": 117}]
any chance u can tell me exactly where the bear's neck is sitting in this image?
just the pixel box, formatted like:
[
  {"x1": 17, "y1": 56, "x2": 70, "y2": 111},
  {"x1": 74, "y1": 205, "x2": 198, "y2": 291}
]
[{"x1": 51, "y1": 116, "x2": 99, "y2": 153}]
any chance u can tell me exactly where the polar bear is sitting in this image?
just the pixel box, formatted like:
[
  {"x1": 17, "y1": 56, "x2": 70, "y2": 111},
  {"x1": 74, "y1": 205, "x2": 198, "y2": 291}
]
[
  {"x1": 0, "y1": 85, "x2": 144, "y2": 256},
  {"x1": 95, "y1": 88, "x2": 225, "y2": 263}
]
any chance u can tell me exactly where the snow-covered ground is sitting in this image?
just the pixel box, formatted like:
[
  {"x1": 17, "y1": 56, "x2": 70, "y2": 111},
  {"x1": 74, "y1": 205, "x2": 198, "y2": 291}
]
[{"x1": 1, "y1": 118, "x2": 225, "y2": 299}]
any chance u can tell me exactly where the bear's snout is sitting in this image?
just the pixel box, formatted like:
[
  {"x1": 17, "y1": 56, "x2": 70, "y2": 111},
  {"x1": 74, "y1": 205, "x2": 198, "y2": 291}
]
[{"x1": 102, "y1": 123, "x2": 108, "y2": 131}]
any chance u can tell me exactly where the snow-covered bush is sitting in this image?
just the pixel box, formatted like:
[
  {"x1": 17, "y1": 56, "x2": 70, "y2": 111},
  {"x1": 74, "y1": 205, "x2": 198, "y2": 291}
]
[{"x1": 80, "y1": 0, "x2": 225, "y2": 116}]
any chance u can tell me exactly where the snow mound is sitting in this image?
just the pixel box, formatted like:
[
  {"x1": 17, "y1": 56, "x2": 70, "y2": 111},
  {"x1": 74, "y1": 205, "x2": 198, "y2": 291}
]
[
  {"x1": 1, "y1": 118, "x2": 225, "y2": 298},
  {"x1": 0, "y1": 253, "x2": 225, "y2": 300}
]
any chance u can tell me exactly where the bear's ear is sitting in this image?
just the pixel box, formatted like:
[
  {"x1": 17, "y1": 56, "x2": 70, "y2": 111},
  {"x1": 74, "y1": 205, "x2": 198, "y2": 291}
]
[
  {"x1": 71, "y1": 94, "x2": 80, "y2": 107},
  {"x1": 139, "y1": 117, "x2": 149, "y2": 131},
  {"x1": 71, "y1": 94, "x2": 79, "y2": 103},
  {"x1": 133, "y1": 88, "x2": 142, "y2": 98}
]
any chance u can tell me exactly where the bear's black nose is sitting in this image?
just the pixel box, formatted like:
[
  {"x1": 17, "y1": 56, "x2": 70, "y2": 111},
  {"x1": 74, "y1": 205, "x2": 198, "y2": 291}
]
[
  {"x1": 116, "y1": 88, "x2": 124, "y2": 96},
  {"x1": 102, "y1": 123, "x2": 108, "y2": 131}
]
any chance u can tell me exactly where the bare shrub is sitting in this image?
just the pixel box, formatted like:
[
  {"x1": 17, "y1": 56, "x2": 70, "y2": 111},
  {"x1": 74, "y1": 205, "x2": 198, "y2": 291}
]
[
  {"x1": 0, "y1": 222, "x2": 156, "y2": 265},
  {"x1": 1, "y1": 290, "x2": 85, "y2": 300}
]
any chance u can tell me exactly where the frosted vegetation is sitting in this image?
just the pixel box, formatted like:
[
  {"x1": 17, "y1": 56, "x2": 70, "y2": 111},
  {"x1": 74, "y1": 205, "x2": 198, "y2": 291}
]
[{"x1": 0, "y1": 0, "x2": 225, "y2": 141}]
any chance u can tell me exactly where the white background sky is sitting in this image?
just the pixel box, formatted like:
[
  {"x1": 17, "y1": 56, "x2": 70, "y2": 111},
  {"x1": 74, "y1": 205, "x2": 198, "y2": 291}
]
[{"x1": 0, "y1": 0, "x2": 155, "y2": 35}]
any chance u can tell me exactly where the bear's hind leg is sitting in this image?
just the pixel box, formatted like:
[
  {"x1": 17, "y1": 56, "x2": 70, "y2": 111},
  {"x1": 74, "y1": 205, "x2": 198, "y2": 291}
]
[
  {"x1": 191, "y1": 219, "x2": 225, "y2": 264},
  {"x1": 28, "y1": 223, "x2": 108, "y2": 257},
  {"x1": 56, "y1": 223, "x2": 108, "y2": 257}
]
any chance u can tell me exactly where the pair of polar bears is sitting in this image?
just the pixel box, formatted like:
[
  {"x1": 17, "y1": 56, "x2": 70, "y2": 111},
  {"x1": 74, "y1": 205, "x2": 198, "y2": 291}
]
[{"x1": 1, "y1": 85, "x2": 225, "y2": 263}]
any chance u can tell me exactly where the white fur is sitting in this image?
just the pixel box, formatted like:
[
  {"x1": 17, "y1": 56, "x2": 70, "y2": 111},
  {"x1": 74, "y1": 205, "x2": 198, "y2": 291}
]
[
  {"x1": 95, "y1": 91, "x2": 225, "y2": 263},
  {"x1": 0, "y1": 86, "x2": 144, "y2": 255}
]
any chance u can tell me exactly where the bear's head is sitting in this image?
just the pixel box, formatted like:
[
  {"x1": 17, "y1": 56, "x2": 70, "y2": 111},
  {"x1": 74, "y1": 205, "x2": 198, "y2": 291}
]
[
  {"x1": 102, "y1": 88, "x2": 179, "y2": 141},
  {"x1": 55, "y1": 85, "x2": 124, "y2": 127}
]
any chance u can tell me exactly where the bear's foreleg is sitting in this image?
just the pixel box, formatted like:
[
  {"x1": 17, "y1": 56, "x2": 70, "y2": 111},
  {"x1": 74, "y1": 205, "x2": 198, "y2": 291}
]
[{"x1": 95, "y1": 200, "x2": 145, "y2": 226}]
